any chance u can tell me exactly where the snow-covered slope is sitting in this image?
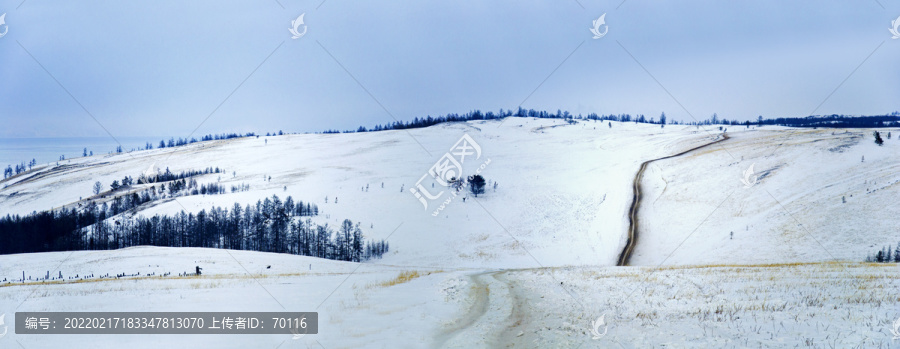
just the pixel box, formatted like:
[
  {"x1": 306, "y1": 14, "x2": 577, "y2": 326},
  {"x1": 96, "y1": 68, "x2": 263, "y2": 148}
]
[
  {"x1": 3, "y1": 118, "x2": 900, "y2": 347},
  {"x1": 634, "y1": 127, "x2": 900, "y2": 265},
  {"x1": 4, "y1": 119, "x2": 896, "y2": 267},
  {"x1": 0, "y1": 118, "x2": 717, "y2": 268}
]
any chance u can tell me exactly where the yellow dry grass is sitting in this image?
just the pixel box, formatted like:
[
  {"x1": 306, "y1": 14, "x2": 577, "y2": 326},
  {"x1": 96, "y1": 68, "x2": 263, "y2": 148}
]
[{"x1": 369, "y1": 270, "x2": 443, "y2": 288}]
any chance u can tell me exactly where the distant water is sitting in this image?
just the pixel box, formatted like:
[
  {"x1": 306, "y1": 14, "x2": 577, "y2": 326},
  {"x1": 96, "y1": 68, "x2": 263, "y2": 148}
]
[{"x1": 0, "y1": 137, "x2": 159, "y2": 168}]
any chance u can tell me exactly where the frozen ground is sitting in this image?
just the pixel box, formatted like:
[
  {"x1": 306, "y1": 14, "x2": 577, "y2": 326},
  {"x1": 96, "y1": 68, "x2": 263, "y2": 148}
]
[{"x1": 1, "y1": 118, "x2": 899, "y2": 347}]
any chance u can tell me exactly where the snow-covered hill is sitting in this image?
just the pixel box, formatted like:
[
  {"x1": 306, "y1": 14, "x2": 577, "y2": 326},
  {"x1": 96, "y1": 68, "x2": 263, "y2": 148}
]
[
  {"x1": 3, "y1": 118, "x2": 897, "y2": 267},
  {"x1": 1, "y1": 118, "x2": 719, "y2": 268},
  {"x1": 2, "y1": 118, "x2": 899, "y2": 347},
  {"x1": 635, "y1": 127, "x2": 900, "y2": 265}
]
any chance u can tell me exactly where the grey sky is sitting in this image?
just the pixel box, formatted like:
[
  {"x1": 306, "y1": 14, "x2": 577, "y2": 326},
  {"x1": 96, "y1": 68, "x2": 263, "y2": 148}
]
[{"x1": 1, "y1": 0, "x2": 898, "y2": 138}]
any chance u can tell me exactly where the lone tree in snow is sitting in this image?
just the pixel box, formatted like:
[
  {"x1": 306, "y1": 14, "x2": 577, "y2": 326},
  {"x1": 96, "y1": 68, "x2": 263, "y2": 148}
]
[
  {"x1": 93, "y1": 181, "x2": 103, "y2": 195},
  {"x1": 874, "y1": 131, "x2": 884, "y2": 146},
  {"x1": 468, "y1": 174, "x2": 486, "y2": 197}
]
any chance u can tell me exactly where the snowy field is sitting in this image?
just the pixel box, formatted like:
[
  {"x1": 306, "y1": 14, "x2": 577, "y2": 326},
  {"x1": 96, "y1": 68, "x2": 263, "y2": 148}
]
[
  {"x1": 477, "y1": 262, "x2": 900, "y2": 348},
  {"x1": 634, "y1": 127, "x2": 900, "y2": 265},
  {"x1": 0, "y1": 247, "x2": 459, "y2": 348},
  {"x1": 2, "y1": 118, "x2": 899, "y2": 347},
  {"x1": 2, "y1": 250, "x2": 899, "y2": 348}
]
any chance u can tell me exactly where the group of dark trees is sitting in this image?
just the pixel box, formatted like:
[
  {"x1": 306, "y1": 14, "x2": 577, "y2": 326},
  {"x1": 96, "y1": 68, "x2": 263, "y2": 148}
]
[
  {"x1": 153, "y1": 132, "x2": 254, "y2": 150},
  {"x1": 350, "y1": 108, "x2": 612, "y2": 133},
  {"x1": 3, "y1": 159, "x2": 37, "y2": 179},
  {"x1": 756, "y1": 114, "x2": 900, "y2": 128},
  {"x1": 446, "y1": 174, "x2": 491, "y2": 198},
  {"x1": 3, "y1": 133, "x2": 252, "y2": 181},
  {"x1": 94, "y1": 167, "x2": 227, "y2": 199},
  {"x1": 6, "y1": 110, "x2": 900, "y2": 180},
  {"x1": 866, "y1": 242, "x2": 900, "y2": 263},
  {"x1": 139, "y1": 178, "x2": 226, "y2": 197},
  {"x1": 90, "y1": 179, "x2": 236, "y2": 218},
  {"x1": 136, "y1": 167, "x2": 223, "y2": 185},
  {"x1": 0, "y1": 194, "x2": 386, "y2": 261},
  {"x1": 334, "y1": 109, "x2": 900, "y2": 134},
  {"x1": 90, "y1": 182, "x2": 254, "y2": 218}
]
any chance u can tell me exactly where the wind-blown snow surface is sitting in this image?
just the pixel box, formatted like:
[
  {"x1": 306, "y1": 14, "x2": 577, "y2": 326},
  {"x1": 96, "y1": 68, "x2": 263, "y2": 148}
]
[{"x1": 2, "y1": 118, "x2": 899, "y2": 348}]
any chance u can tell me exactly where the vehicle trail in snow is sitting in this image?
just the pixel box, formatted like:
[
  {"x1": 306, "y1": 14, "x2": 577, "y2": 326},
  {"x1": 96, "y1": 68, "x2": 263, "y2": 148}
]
[
  {"x1": 434, "y1": 270, "x2": 528, "y2": 348},
  {"x1": 617, "y1": 133, "x2": 730, "y2": 266},
  {"x1": 433, "y1": 271, "x2": 493, "y2": 348}
]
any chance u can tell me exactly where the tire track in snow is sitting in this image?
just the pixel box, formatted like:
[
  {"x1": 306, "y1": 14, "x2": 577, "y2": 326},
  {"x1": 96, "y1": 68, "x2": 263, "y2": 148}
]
[
  {"x1": 617, "y1": 133, "x2": 730, "y2": 266},
  {"x1": 435, "y1": 270, "x2": 525, "y2": 348}
]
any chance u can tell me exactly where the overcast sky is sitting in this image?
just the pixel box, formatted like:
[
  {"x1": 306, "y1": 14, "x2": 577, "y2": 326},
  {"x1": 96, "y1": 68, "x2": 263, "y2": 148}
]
[{"x1": 0, "y1": 0, "x2": 898, "y2": 138}]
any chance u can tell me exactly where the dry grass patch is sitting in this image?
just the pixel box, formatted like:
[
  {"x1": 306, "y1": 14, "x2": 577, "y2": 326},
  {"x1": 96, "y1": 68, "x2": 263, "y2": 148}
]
[{"x1": 370, "y1": 270, "x2": 442, "y2": 288}]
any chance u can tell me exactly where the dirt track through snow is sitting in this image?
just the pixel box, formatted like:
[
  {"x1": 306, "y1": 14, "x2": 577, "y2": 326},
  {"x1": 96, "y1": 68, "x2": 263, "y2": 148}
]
[{"x1": 617, "y1": 133, "x2": 730, "y2": 266}]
